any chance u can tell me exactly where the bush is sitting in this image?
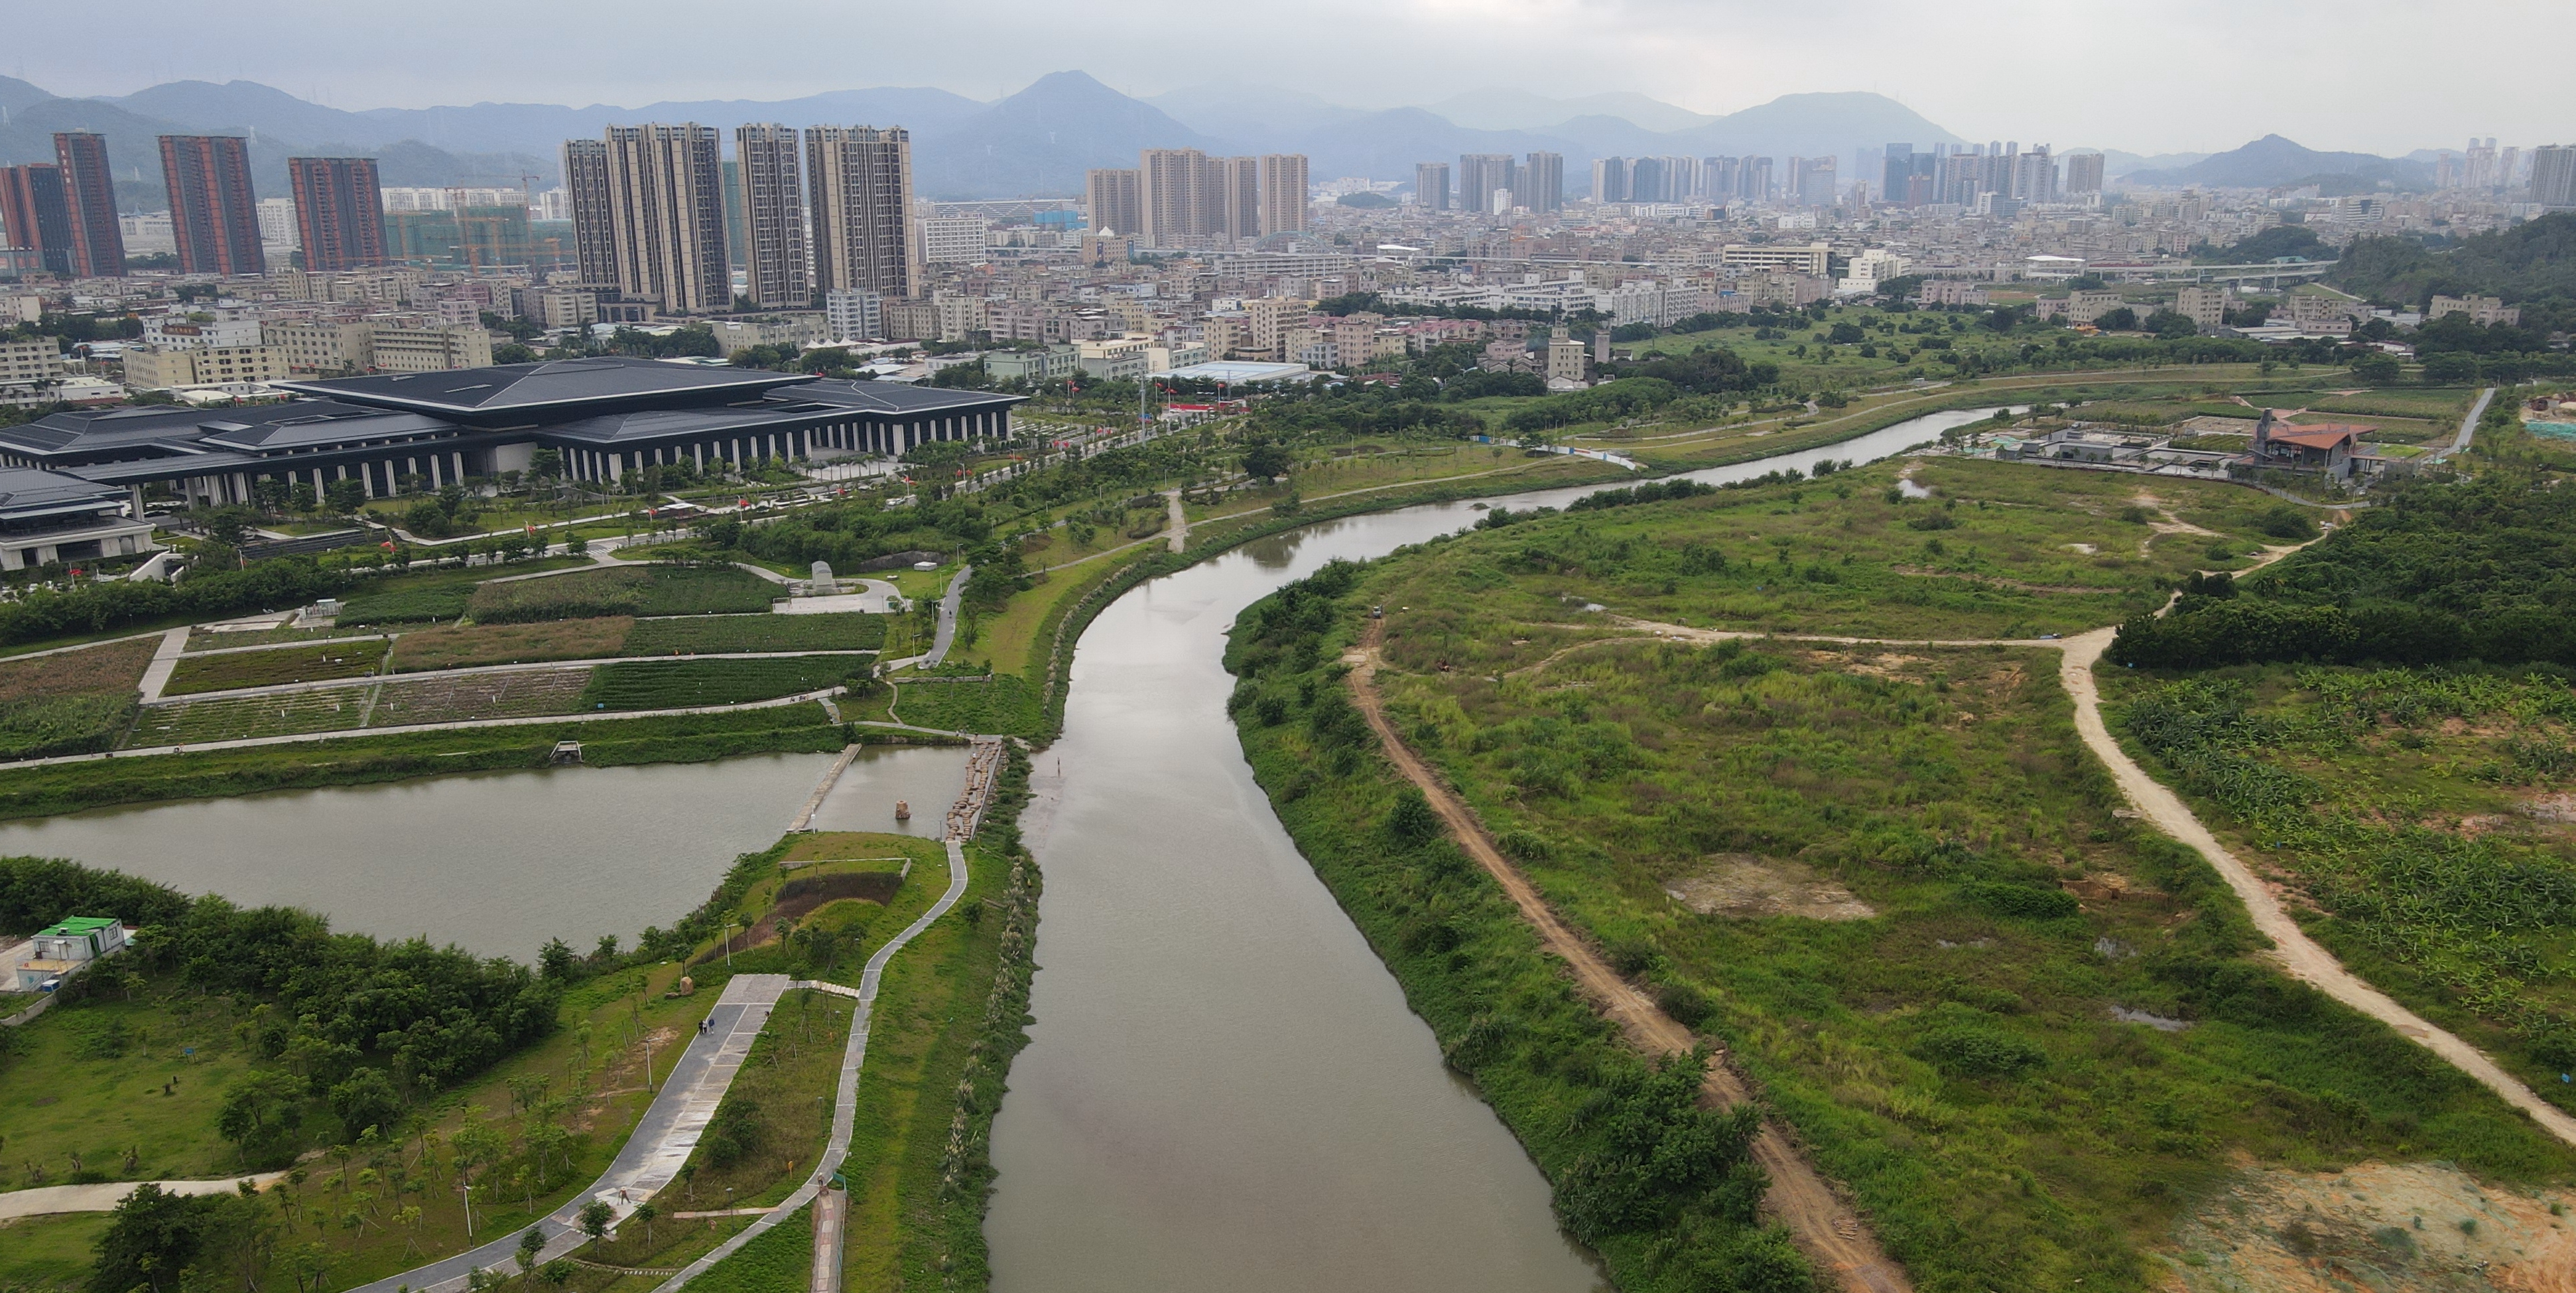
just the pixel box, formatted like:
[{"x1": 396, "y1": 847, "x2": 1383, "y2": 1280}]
[
  {"x1": 0, "y1": 557, "x2": 349, "y2": 648},
  {"x1": 702, "y1": 1094, "x2": 763, "y2": 1168},
  {"x1": 1959, "y1": 880, "x2": 2081, "y2": 920}
]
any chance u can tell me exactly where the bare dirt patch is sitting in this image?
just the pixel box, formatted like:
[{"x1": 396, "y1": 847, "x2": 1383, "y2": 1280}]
[
  {"x1": 1665, "y1": 854, "x2": 1878, "y2": 921},
  {"x1": 2165, "y1": 1160, "x2": 2576, "y2": 1292},
  {"x1": 2526, "y1": 793, "x2": 2576, "y2": 825}
]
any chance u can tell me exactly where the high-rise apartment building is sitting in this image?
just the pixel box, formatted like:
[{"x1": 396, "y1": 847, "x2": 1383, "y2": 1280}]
[
  {"x1": 1592, "y1": 157, "x2": 1628, "y2": 202},
  {"x1": 562, "y1": 139, "x2": 617, "y2": 286},
  {"x1": 1415, "y1": 162, "x2": 1450, "y2": 211},
  {"x1": 734, "y1": 125, "x2": 809, "y2": 307},
  {"x1": 287, "y1": 157, "x2": 385, "y2": 272},
  {"x1": 1702, "y1": 156, "x2": 1741, "y2": 202},
  {"x1": 806, "y1": 126, "x2": 915, "y2": 299},
  {"x1": 1138, "y1": 148, "x2": 1210, "y2": 245},
  {"x1": 1458, "y1": 153, "x2": 1517, "y2": 214},
  {"x1": 2010, "y1": 147, "x2": 2057, "y2": 204},
  {"x1": 54, "y1": 132, "x2": 123, "y2": 278},
  {"x1": 1086, "y1": 167, "x2": 1143, "y2": 237},
  {"x1": 598, "y1": 124, "x2": 730, "y2": 314},
  {"x1": 1630, "y1": 157, "x2": 1668, "y2": 204},
  {"x1": 1218, "y1": 155, "x2": 1263, "y2": 240},
  {"x1": 2064, "y1": 152, "x2": 2105, "y2": 195},
  {"x1": 1741, "y1": 157, "x2": 1773, "y2": 202},
  {"x1": 0, "y1": 164, "x2": 74, "y2": 276},
  {"x1": 2533, "y1": 145, "x2": 2576, "y2": 210},
  {"x1": 161, "y1": 135, "x2": 265, "y2": 277},
  {"x1": 1258, "y1": 154, "x2": 1309, "y2": 234},
  {"x1": 1521, "y1": 152, "x2": 1563, "y2": 212}
]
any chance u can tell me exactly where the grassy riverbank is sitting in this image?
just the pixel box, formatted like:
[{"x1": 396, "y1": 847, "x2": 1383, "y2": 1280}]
[{"x1": 1223, "y1": 474, "x2": 2576, "y2": 1289}]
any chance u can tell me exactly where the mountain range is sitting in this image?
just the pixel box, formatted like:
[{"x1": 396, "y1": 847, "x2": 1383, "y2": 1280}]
[{"x1": 0, "y1": 71, "x2": 2450, "y2": 204}]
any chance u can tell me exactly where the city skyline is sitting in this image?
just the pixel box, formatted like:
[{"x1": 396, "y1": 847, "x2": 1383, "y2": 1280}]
[{"x1": 8, "y1": 0, "x2": 2570, "y2": 155}]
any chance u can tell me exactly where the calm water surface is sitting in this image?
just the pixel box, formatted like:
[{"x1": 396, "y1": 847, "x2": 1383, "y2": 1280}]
[
  {"x1": 0, "y1": 745, "x2": 970, "y2": 959},
  {"x1": 985, "y1": 408, "x2": 2008, "y2": 1291}
]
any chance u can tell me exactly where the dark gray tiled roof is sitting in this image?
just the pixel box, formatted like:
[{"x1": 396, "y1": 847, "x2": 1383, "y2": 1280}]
[
  {"x1": 784, "y1": 379, "x2": 1025, "y2": 416},
  {"x1": 277, "y1": 357, "x2": 807, "y2": 417},
  {"x1": 0, "y1": 466, "x2": 127, "y2": 521}
]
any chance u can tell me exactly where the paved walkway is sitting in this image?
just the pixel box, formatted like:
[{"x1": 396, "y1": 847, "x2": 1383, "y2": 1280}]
[
  {"x1": 0, "y1": 1170, "x2": 289, "y2": 1220},
  {"x1": 345, "y1": 975, "x2": 793, "y2": 1293},
  {"x1": 1163, "y1": 489, "x2": 1187, "y2": 553},
  {"x1": 2432, "y1": 386, "x2": 2496, "y2": 462},
  {"x1": 135, "y1": 627, "x2": 191, "y2": 703},
  {"x1": 879, "y1": 566, "x2": 971, "y2": 672}
]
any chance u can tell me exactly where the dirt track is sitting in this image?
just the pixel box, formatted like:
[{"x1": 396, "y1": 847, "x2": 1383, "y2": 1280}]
[{"x1": 1346, "y1": 620, "x2": 1914, "y2": 1293}]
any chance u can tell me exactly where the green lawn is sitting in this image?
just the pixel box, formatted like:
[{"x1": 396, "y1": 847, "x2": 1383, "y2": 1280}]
[
  {"x1": 580, "y1": 659, "x2": 862, "y2": 711},
  {"x1": 624, "y1": 614, "x2": 885, "y2": 655},
  {"x1": 161, "y1": 641, "x2": 385, "y2": 697}
]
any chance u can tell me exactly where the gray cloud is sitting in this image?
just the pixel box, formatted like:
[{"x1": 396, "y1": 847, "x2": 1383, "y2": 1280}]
[{"x1": 19, "y1": 0, "x2": 2567, "y2": 154}]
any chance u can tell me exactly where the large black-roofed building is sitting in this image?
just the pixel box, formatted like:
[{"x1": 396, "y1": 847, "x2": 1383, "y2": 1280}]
[{"x1": 0, "y1": 356, "x2": 1025, "y2": 508}]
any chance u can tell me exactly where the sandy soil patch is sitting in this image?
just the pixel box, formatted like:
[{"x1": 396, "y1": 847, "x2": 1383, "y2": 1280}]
[
  {"x1": 2165, "y1": 1160, "x2": 2576, "y2": 1291},
  {"x1": 1664, "y1": 854, "x2": 1877, "y2": 921}
]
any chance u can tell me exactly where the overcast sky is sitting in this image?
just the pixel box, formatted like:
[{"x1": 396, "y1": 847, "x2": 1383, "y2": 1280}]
[{"x1": 17, "y1": 0, "x2": 2564, "y2": 155}]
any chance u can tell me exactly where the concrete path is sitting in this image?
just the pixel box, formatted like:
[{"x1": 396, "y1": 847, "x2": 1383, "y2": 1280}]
[
  {"x1": 344, "y1": 975, "x2": 793, "y2": 1293},
  {"x1": 135, "y1": 627, "x2": 192, "y2": 703},
  {"x1": 0, "y1": 1171, "x2": 288, "y2": 1220},
  {"x1": 879, "y1": 566, "x2": 971, "y2": 673},
  {"x1": 2433, "y1": 386, "x2": 2496, "y2": 462},
  {"x1": 808, "y1": 1187, "x2": 845, "y2": 1293},
  {"x1": 1163, "y1": 489, "x2": 1187, "y2": 553},
  {"x1": 787, "y1": 745, "x2": 862, "y2": 832},
  {"x1": 649, "y1": 840, "x2": 972, "y2": 1293}
]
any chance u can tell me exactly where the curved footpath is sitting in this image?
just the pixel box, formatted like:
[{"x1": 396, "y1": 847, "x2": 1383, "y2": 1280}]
[
  {"x1": 1577, "y1": 610, "x2": 2576, "y2": 1151},
  {"x1": 336, "y1": 739, "x2": 998, "y2": 1293}
]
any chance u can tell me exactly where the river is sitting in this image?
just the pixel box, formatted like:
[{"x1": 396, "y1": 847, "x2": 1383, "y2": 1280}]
[
  {"x1": 984, "y1": 406, "x2": 2009, "y2": 1292},
  {"x1": 0, "y1": 744, "x2": 972, "y2": 959}
]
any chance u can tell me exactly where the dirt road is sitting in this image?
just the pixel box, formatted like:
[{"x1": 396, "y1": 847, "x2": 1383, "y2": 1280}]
[{"x1": 1346, "y1": 621, "x2": 1913, "y2": 1293}]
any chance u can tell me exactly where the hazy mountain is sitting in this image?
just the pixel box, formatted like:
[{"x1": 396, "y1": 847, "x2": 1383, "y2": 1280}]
[
  {"x1": 2122, "y1": 134, "x2": 2431, "y2": 188},
  {"x1": 0, "y1": 76, "x2": 54, "y2": 115},
  {"x1": 1291, "y1": 108, "x2": 1576, "y2": 186},
  {"x1": 2096, "y1": 149, "x2": 2210, "y2": 179},
  {"x1": 1427, "y1": 88, "x2": 1718, "y2": 134},
  {"x1": 1147, "y1": 83, "x2": 1364, "y2": 149},
  {"x1": 112, "y1": 80, "x2": 375, "y2": 150},
  {"x1": 357, "y1": 86, "x2": 987, "y2": 159},
  {"x1": 915, "y1": 71, "x2": 1214, "y2": 199}
]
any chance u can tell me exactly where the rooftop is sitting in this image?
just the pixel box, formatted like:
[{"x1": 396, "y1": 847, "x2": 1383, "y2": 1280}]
[
  {"x1": 0, "y1": 466, "x2": 130, "y2": 523},
  {"x1": 276, "y1": 357, "x2": 810, "y2": 420},
  {"x1": 37, "y1": 917, "x2": 121, "y2": 936}
]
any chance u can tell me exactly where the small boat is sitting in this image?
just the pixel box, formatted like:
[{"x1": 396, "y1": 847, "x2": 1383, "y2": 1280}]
[{"x1": 894, "y1": 799, "x2": 911, "y2": 821}]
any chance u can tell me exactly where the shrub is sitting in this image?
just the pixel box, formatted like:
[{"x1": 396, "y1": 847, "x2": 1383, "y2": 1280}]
[{"x1": 1959, "y1": 880, "x2": 2081, "y2": 920}]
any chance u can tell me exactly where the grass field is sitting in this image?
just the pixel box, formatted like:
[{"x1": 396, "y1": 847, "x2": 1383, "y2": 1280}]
[
  {"x1": 0, "y1": 636, "x2": 159, "y2": 703},
  {"x1": 161, "y1": 640, "x2": 385, "y2": 697},
  {"x1": 391, "y1": 618, "x2": 635, "y2": 671},
  {"x1": 371, "y1": 667, "x2": 597, "y2": 726},
  {"x1": 889, "y1": 675, "x2": 1040, "y2": 736},
  {"x1": 184, "y1": 623, "x2": 364, "y2": 649},
  {"x1": 625, "y1": 614, "x2": 885, "y2": 655},
  {"x1": 0, "y1": 1211, "x2": 110, "y2": 1293},
  {"x1": 2099, "y1": 661, "x2": 2576, "y2": 1111},
  {"x1": 1225, "y1": 512, "x2": 2576, "y2": 1289},
  {"x1": 580, "y1": 659, "x2": 859, "y2": 711},
  {"x1": 468, "y1": 567, "x2": 777, "y2": 624}
]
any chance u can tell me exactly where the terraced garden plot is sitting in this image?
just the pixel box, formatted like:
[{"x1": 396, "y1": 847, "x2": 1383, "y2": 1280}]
[
  {"x1": 340, "y1": 582, "x2": 474, "y2": 626},
  {"x1": 131, "y1": 687, "x2": 371, "y2": 744},
  {"x1": 389, "y1": 616, "x2": 634, "y2": 671},
  {"x1": 365, "y1": 667, "x2": 595, "y2": 727},
  {"x1": 891, "y1": 673, "x2": 1041, "y2": 736},
  {"x1": 0, "y1": 634, "x2": 159, "y2": 702},
  {"x1": 184, "y1": 624, "x2": 361, "y2": 650},
  {"x1": 2308, "y1": 387, "x2": 2482, "y2": 419},
  {"x1": 161, "y1": 641, "x2": 385, "y2": 697},
  {"x1": 580, "y1": 657, "x2": 857, "y2": 711},
  {"x1": 624, "y1": 612, "x2": 885, "y2": 655},
  {"x1": 467, "y1": 565, "x2": 775, "y2": 624}
]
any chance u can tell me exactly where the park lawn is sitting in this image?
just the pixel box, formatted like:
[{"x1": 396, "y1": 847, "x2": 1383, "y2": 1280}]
[
  {"x1": 161, "y1": 641, "x2": 385, "y2": 697},
  {"x1": 0, "y1": 706, "x2": 848, "y2": 821},
  {"x1": 1230, "y1": 551, "x2": 2576, "y2": 1292},
  {"x1": 1351, "y1": 456, "x2": 2283, "y2": 647},
  {"x1": 391, "y1": 618, "x2": 637, "y2": 672},
  {"x1": 2096, "y1": 661, "x2": 2576, "y2": 1112},
  {"x1": 0, "y1": 1211, "x2": 111, "y2": 1293},
  {"x1": 888, "y1": 676, "x2": 1039, "y2": 737},
  {"x1": 2307, "y1": 387, "x2": 2482, "y2": 420},
  {"x1": 581, "y1": 659, "x2": 860, "y2": 712},
  {"x1": 0, "y1": 987, "x2": 267, "y2": 1186},
  {"x1": 624, "y1": 614, "x2": 885, "y2": 655}
]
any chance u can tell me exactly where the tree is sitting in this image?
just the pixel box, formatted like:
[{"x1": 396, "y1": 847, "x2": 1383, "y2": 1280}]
[
  {"x1": 90, "y1": 1184, "x2": 247, "y2": 1293},
  {"x1": 2094, "y1": 306, "x2": 2139, "y2": 331},
  {"x1": 328, "y1": 1067, "x2": 401, "y2": 1139},
  {"x1": 2421, "y1": 350, "x2": 2480, "y2": 383},
  {"x1": 577, "y1": 1199, "x2": 613, "y2": 1244},
  {"x1": 324, "y1": 478, "x2": 367, "y2": 514},
  {"x1": 515, "y1": 1227, "x2": 547, "y2": 1284},
  {"x1": 2349, "y1": 352, "x2": 2402, "y2": 383},
  {"x1": 1242, "y1": 441, "x2": 1293, "y2": 481},
  {"x1": 633, "y1": 1201, "x2": 658, "y2": 1245},
  {"x1": 2143, "y1": 309, "x2": 2199, "y2": 340},
  {"x1": 216, "y1": 1069, "x2": 307, "y2": 1166}
]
